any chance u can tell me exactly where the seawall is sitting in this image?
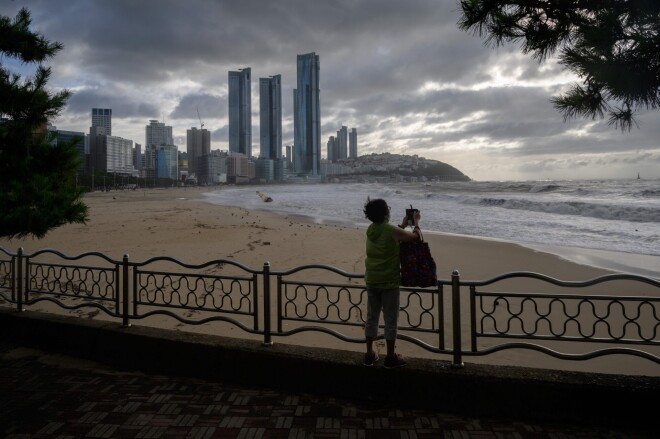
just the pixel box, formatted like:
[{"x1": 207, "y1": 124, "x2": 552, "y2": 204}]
[{"x1": 1, "y1": 308, "x2": 658, "y2": 430}]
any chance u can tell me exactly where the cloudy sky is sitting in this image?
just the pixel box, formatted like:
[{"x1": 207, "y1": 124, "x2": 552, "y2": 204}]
[{"x1": 3, "y1": 0, "x2": 658, "y2": 181}]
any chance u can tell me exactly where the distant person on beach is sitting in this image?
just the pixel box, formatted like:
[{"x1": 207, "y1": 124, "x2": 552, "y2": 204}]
[{"x1": 363, "y1": 198, "x2": 421, "y2": 368}]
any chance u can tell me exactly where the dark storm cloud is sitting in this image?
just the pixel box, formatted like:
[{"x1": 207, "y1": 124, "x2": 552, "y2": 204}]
[
  {"x1": 170, "y1": 93, "x2": 227, "y2": 121},
  {"x1": 66, "y1": 88, "x2": 159, "y2": 118},
  {"x1": 2, "y1": 0, "x2": 657, "y2": 179}
]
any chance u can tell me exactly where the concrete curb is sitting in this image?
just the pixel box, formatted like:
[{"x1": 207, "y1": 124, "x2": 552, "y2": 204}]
[{"x1": 1, "y1": 308, "x2": 658, "y2": 428}]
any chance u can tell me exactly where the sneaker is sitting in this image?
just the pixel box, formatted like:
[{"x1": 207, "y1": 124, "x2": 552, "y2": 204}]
[
  {"x1": 363, "y1": 352, "x2": 379, "y2": 366},
  {"x1": 384, "y1": 353, "x2": 407, "y2": 369}
]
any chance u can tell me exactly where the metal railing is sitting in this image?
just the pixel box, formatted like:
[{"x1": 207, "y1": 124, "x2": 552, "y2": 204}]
[{"x1": 1, "y1": 247, "x2": 659, "y2": 369}]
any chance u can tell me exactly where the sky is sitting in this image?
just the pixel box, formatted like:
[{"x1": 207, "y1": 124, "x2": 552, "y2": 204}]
[{"x1": 2, "y1": 0, "x2": 659, "y2": 181}]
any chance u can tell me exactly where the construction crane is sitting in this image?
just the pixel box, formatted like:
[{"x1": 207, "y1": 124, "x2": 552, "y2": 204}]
[{"x1": 196, "y1": 107, "x2": 204, "y2": 130}]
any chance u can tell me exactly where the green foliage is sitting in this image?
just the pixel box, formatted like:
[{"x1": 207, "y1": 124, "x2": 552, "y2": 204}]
[
  {"x1": 0, "y1": 7, "x2": 88, "y2": 239},
  {"x1": 458, "y1": 0, "x2": 660, "y2": 131}
]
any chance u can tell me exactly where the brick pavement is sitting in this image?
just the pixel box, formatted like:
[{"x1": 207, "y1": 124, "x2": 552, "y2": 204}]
[{"x1": 0, "y1": 344, "x2": 652, "y2": 439}]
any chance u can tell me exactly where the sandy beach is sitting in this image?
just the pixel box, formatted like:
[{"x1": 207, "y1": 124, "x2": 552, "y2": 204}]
[{"x1": 1, "y1": 187, "x2": 658, "y2": 376}]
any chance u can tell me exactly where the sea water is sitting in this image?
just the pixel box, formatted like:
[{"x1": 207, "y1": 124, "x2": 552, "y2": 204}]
[{"x1": 203, "y1": 179, "x2": 660, "y2": 277}]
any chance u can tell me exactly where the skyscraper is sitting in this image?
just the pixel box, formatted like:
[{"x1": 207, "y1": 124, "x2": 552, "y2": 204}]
[
  {"x1": 145, "y1": 120, "x2": 173, "y2": 148},
  {"x1": 349, "y1": 128, "x2": 358, "y2": 159},
  {"x1": 336, "y1": 125, "x2": 348, "y2": 160},
  {"x1": 259, "y1": 75, "x2": 282, "y2": 159},
  {"x1": 91, "y1": 108, "x2": 112, "y2": 136},
  {"x1": 186, "y1": 127, "x2": 210, "y2": 177},
  {"x1": 156, "y1": 144, "x2": 178, "y2": 180},
  {"x1": 293, "y1": 53, "x2": 320, "y2": 175},
  {"x1": 327, "y1": 136, "x2": 337, "y2": 162},
  {"x1": 228, "y1": 68, "x2": 252, "y2": 157}
]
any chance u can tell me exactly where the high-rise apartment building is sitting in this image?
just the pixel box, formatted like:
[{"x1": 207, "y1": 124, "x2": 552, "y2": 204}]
[
  {"x1": 293, "y1": 53, "x2": 320, "y2": 175},
  {"x1": 228, "y1": 68, "x2": 252, "y2": 157},
  {"x1": 327, "y1": 136, "x2": 337, "y2": 162},
  {"x1": 91, "y1": 108, "x2": 112, "y2": 136},
  {"x1": 349, "y1": 128, "x2": 358, "y2": 159},
  {"x1": 259, "y1": 75, "x2": 282, "y2": 159},
  {"x1": 186, "y1": 127, "x2": 210, "y2": 177},
  {"x1": 336, "y1": 126, "x2": 348, "y2": 160},
  {"x1": 145, "y1": 120, "x2": 173, "y2": 148},
  {"x1": 89, "y1": 129, "x2": 134, "y2": 174},
  {"x1": 133, "y1": 143, "x2": 142, "y2": 171}
]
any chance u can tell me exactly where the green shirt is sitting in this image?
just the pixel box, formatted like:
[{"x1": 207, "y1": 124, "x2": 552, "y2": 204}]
[{"x1": 365, "y1": 222, "x2": 400, "y2": 288}]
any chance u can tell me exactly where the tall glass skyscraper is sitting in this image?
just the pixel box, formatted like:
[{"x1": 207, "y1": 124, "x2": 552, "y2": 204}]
[
  {"x1": 156, "y1": 144, "x2": 178, "y2": 180},
  {"x1": 336, "y1": 125, "x2": 348, "y2": 160},
  {"x1": 349, "y1": 128, "x2": 358, "y2": 158},
  {"x1": 228, "y1": 68, "x2": 252, "y2": 157},
  {"x1": 293, "y1": 53, "x2": 320, "y2": 175},
  {"x1": 259, "y1": 75, "x2": 282, "y2": 159}
]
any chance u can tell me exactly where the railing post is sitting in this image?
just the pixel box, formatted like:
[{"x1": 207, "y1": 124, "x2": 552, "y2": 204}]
[
  {"x1": 451, "y1": 270, "x2": 464, "y2": 368},
  {"x1": 262, "y1": 261, "x2": 273, "y2": 346},
  {"x1": 122, "y1": 254, "x2": 131, "y2": 327},
  {"x1": 437, "y1": 282, "x2": 445, "y2": 351},
  {"x1": 16, "y1": 248, "x2": 24, "y2": 312}
]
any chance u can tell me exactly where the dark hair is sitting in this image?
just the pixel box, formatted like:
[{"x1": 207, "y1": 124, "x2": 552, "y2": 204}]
[{"x1": 363, "y1": 198, "x2": 389, "y2": 223}]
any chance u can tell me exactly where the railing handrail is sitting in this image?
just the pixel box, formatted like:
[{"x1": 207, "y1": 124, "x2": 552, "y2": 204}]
[
  {"x1": 271, "y1": 263, "x2": 364, "y2": 278},
  {"x1": 25, "y1": 248, "x2": 123, "y2": 265},
  {"x1": 131, "y1": 255, "x2": 261, "y2": 274},
  {"x1": 447, "y1": 270, "x2": 660, "y2": 288}
]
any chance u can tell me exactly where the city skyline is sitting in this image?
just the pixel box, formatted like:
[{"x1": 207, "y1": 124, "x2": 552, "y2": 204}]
[{"x1": 2, "y1": 1, "x2": 658, "y2": 181}]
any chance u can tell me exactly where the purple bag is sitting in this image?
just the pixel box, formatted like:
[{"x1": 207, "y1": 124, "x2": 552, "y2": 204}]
[{"x1": 400, "y1": 230, "x2": 438, "y2": 287}]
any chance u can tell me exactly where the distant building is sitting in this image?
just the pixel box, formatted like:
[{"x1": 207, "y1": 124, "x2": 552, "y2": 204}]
[
  {"x1": 227, "y1": 153, "x2": 250, "y2": 183},
  {"x1": 178, "y1": 151, "x2": 188, "y2": 181},
  {"x1": 349, "y1": 128, "x2": 358, "y2": 158},
  {"x1": 228, "y1": 68, "x2": 252, "y2": 157},
  {"x1": 156, "y1": 144, "x2": 178, "y2": 180},
  {"x1": 327, "y1": 136, "x2": 337, "y2": 163},
  {"x1": 54, "y1": 130, "x2": 86, "y2": 173},
  {"x1": 285, "y1": 145, "x2": 293, "y2": 168},
  {"x1": 196, "y1": 150, "x2": 228, "y2": 185},
  {"x1": 259, "y1": 75, "x2": 282, "y2": 159},
  {"x1": 146, "y1": 120, "x2": 173, "y2": 148},
  {"x1": 92, "y1": 108, "x2": 112, "y2": 136},
  {"x1": 133, "y1": 143, "x2": 142, "y2": 171},
  {"x1": 274, "y1": 158, "x2": 288, "y2": 181},
  {"x1": 256, "y1": 157, "x2": 275, "y2": 181},
  {"x1": 89, "y1": 127, "x2": 135, "y2": 175},
  {"x1": 186, "y1": 127, "x2": 210, "y2": 177},
  {"x1": 293, "y1": 52, "x2": 320, "y2": 175},
  {"x1": 336, "y1": 126, "x2": 348, "y2": 160}
]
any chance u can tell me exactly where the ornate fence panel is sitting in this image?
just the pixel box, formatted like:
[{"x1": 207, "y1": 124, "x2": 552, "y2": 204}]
[
  {"x1": 0, "y1": 248, "x2": 16, "y2": 304},
  {"x1": 24, "y1": 249, "x2": 121, "y2": 317},
  {"x1": 274, "y1": 264, "x2": 367, "y2": 343},
  {"x1": 274, "y1": 264, "x2": 448, "y2": 352},
  {"x1": 463, "y1": 272, "x2": 660, "y2": 364},
  {"x1": 131, "y1": 256, "x2": 261, "y2": 334}
]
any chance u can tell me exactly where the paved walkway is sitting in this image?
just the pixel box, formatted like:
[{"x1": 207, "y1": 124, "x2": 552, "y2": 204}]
[{"x1": 0, "y1": 343, "x2": 652, "y2": 439}]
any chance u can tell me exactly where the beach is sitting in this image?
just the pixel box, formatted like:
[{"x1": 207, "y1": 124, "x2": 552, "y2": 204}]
[{"x1": 1, "y1": 187, "x2": 658, "y2": 376}]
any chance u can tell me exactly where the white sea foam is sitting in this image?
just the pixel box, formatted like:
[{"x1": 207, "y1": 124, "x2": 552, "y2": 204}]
[{"x1": 203, "y1": 179, "x2": 660, "y2": 276}]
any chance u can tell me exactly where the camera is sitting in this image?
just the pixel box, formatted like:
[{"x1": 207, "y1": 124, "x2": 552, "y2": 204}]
[{"x1": 405, "y1": 205, "x2": 419, "y2": 226}]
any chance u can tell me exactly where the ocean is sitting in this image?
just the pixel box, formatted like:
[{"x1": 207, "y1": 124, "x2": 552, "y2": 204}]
[{"x1": 203, "y1": 179, "x2": 660, "y2": 278}]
